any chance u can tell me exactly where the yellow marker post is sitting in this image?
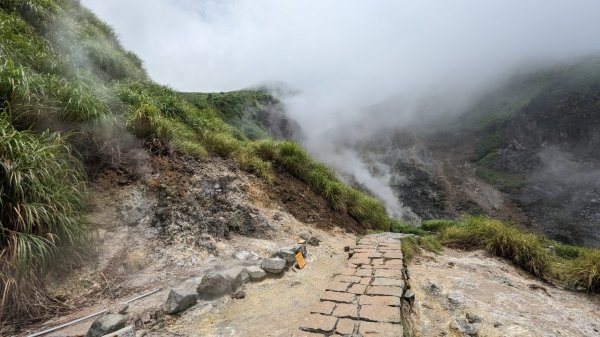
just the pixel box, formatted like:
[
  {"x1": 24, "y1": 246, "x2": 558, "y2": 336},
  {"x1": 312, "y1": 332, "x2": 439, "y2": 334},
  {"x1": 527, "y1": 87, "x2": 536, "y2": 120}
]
[{"x1": 295, "y1": 251, "x2": 306, "y2": 269}]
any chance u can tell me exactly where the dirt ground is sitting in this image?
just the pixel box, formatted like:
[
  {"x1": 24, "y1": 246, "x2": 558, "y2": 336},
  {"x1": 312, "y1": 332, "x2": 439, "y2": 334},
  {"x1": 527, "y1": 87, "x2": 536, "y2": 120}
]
[
  {"x1": 19, "y1": 153, "x2": 361, "y2": 337},
  {"x1": 408, "y1": 248, "x2": 600, "y2": 337}
]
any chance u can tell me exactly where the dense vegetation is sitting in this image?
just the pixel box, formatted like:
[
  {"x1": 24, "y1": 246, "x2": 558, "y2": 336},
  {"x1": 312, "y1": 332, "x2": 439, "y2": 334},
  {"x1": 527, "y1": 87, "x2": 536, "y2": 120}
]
[
  {"x1": 400, "y1": 216, "x2": 600, "y2": 292},
  {"x1": 0, "y1": 0, "x2": 392, "y2": 324}
]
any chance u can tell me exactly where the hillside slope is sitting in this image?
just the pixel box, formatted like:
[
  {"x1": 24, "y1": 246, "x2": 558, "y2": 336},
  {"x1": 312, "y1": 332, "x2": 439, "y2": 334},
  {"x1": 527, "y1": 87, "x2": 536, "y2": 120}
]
[
  {"x1": 360, "y1": 57, "x2": 600, "y2": 247},
  {"x1": 0, "y1": 0, "x2": 391, "y2": 327}
]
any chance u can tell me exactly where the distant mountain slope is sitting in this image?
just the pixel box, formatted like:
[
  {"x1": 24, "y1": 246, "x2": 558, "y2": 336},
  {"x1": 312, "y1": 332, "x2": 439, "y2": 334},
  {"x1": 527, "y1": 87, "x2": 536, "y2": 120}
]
[{"x1": 374, "y1": 57, "x2": 600, "y2": 247}]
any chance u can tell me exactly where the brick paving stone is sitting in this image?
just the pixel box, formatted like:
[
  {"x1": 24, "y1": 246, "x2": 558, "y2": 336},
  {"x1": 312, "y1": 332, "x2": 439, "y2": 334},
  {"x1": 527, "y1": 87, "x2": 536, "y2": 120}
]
[
  {"x1": 333, "y1": 275, "x2": 361, "y2": 283},
  {"x1": 336, "y1": 267, "x2": 357, "y2": 276},
  {"x1": 354, "y1": 268, "x2": 372, "y2": 277},
  {"x1": 327, "y1": 281, "x2": 351, "y2": 292},
  {"x1": 347, "y1": 283, "x2": 367, "y2": 295},
  {"x1": 371, "y1": 258, "x2": 384, "y2": 265},
  {"x1": 366, "y1": 286, "x2": 404, "y2": 297},
  {"x1": 299, "y1": 314, "x2": 338, "y2": 333},
  {"x1": 374, "y1": 269, "x2": 403, "y2": 279},
  {"x1": 384, "y1": 259, "x2": 403, "y2": 266},
  {"x1": 359, "y1": 321, "x2": 403, "y2": 336},
  {"x1": 360, "y1": 277, "x2": 372, "y2": 285},
  {"x1": 335, "y1": 318, "x2": 358, "y2": 335},
  {"x1": 371, "y1": 277, "x2": 400, "y2": 286},
  {"x1": 292, "y1": 331, "x2": 326, "y2": 337},
  {"x1": 321, "y1": 291, "x2": 356, "y2": 303},
  {"x1": 360, "y1": 305, "x2": 401, "y2": 323},
  {"x1": 371, "y1": 264, "x2": 398, "y2": 270},
  {"x1": 354, "y1": 248, "x2": 378, "y2": 253},
  {"x1": 364, "y1": 252, "x2": 382, "y2": 258},
  {"x1": 309, "y1": 301, "x2": 336, "y2": 315},
  {"x1": 332, "y1": 303, "x2": 359, "y2": 319},
  {"x1": 359, "y1": 295, "x2": 401, "y2": 307},
  {"x1": 383, "y1": 251, "x2": 403, "y2": 259},
  {"x1": 351, "y1": 253, "x2": 371, "y2": 260},
  {"x1": 348, "y1": 258, "x2": 371, "y2": 265}
]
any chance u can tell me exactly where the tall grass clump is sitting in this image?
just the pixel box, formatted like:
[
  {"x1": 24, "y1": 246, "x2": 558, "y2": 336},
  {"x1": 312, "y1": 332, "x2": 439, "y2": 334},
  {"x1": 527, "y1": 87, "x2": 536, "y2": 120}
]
[
  {"x1": 438, "y1": 216, "x2": 549, "y2": 277},
  {"x1": 554, "y1": 248, "x2": 600, "y2": 292},
  {"x1": 0, "y1": 116, "x2": 88, "y2": 324}
]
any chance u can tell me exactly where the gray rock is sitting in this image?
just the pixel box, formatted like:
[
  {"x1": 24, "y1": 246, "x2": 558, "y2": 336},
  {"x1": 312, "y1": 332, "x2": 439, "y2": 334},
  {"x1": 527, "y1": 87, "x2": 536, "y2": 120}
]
[
  {"x1": 425, "y1": 282, "x2": 443, "y2": 296},
  {"x1": 404, "y1": 289, "x2": 415, "y2": 301},
  {"x1": 232, "y1": 289, "x2": 246, "y2": 299},
  {"x1": 307, "y1": 237, "x2": 320, "y2": 246},
  {"x1": 196, "y1": 273, "x2": 233, "y2": 300},
  {"x1": 117, "y1": 303, "x2": 129, "y2": 315},
  {"x1": 233, "y1": 251, "x2": 262, "y2": 265},
  {"x1": 162, "y1": 288, "x2": 198, "y2": 314},
  {"x1": 261, "y1": 257, "x2": 286, "y2": 274},
  {"x1": 299, "y1": 231, "x2": 311, "y2": 240},
  {"x1": 222, "y1": 266, "x2": 250, "y2": 284},
  {"x1": 447, "y1": 291, "x2": 467, "y2": 307},
  {"x1": 466, "y1": 312, "x2": 483, "y2": 324},
  {"x1": 101, "y1": 325, "x2": 134, "y2": 337},
  {"x1": 277, "y1": 249, "x2": 296, "y2": 265},
  {"x1": 246, "y1": 266, "x2": 267, "y2": 280},
  {"x1": 87, "y1": 314, "x2": 127, "y2": 337}
]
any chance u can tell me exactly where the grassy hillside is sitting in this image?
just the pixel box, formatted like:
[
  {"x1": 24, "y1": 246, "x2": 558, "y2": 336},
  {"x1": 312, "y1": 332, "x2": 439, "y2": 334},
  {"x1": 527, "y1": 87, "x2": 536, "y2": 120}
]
[{"x1": 0, "y1": 0, "x2": 392, "y2": 325}]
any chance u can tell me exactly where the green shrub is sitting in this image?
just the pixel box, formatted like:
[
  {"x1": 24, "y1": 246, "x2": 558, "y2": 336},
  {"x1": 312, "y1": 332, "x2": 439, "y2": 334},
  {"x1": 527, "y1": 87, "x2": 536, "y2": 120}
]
[
  {"x1": 421, "y1": 219, "x2": 462, "y2": 233},
  {"x1": 0, "y1": 115, "x2": 88, "y2": 323},
  {"x1": 401, "y1": 237, "x2": 420, "y2": 263},
  {"x1": 390, "y1": 219, "x2": 428, "y2": 235},
  {"x1": 555, "y1": 249, "x2": 600, "y2": 291},
  {"x1": 439, "y1": 216, "x2": 549, "y2": 277}
]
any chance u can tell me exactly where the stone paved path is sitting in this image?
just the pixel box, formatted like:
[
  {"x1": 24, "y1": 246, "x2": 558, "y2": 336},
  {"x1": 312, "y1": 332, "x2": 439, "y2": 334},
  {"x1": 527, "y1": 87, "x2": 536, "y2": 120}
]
[{"x1": 296, "y1": 233, "x2": 410, "y2": 337}]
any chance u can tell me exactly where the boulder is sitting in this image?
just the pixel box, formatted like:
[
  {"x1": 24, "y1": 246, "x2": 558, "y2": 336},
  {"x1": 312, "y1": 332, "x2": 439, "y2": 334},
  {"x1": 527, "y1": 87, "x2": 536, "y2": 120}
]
[
  {"x1": 87, "y1": 314, "x2": 127, "y2": 337},
  {"x1": 403, "y1": 289, "x2": 415, "y2": 301},
  {"x1": 261, "y1": 257, "x2": 286, "y2": 274},
  {"x1": 222, "y1": 266, "x2": 250, "y2": 284},
  {"x1": 196, "y1": 273, "x2": 232, "y2": 300},
  {"x1": 100, "y1": 325, "x2": 134, "y2": 337},
  {"x1": 277, "y1": 249, "x2": 296, "y2": 265},
  {"x1": 307, "y1": 237, "x2": 321, "y2": 246},
  {"x1": 233, "y1": 251, "x2": 262, "y2": 265},
  {"x1": 246, "y1": 266, "x2": 267, "y2": 280},
  {"x1": 162, "y1": 288, "x2": 198, "y2": 314}
]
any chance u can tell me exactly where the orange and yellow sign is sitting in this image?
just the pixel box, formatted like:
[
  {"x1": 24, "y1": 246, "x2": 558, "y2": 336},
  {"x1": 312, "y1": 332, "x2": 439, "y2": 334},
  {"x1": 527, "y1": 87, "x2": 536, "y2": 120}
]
[{"x1": 295, "y1": 251, "x2": 306, "y2": 269}]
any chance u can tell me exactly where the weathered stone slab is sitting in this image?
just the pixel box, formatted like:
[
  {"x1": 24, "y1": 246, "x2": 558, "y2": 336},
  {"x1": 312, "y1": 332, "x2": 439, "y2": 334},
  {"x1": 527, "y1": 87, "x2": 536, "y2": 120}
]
[
  {"x1": 320, "y1": 291, "x2": 356, "y2": 303},
  {"x1": 347, "y1": 284, "x2": 367, "y2": 295},
  {"x1": 359, "y1": 321, "x2": 402, "y2": 336},
  {"x1": 360, "y1": 304, "x2": 401, "y2": 323},
  {"x1": 326, "y1": 281, "x2": 350, "y2": 292},
  {"x1": 299, "y1": 314, "x2": 337, "y2": 333},
  {"x1": 332, "y1": 303, "x2": 358, "y2": 319},
  {"x1": 359, "y1": 295, "x2": 401, "y2": 307},
  {"x1": 309, "y1": 301, "x2": 336, "y2": 315},
  {"x1": 374, "y1": 269, "x2": 403, "y2": 279},
  {"x1": 335, "y1": 318, "x2": 358, "y2": 335},
  {"x1": 333, "y1": 275, "x2": 361, "y2": 283},
  {"x1": 366, "y1": 286, "x2": 404, "y2": 297},
  {"x1": 372, "y1": 278, "x2": 402, "y2": 286}
]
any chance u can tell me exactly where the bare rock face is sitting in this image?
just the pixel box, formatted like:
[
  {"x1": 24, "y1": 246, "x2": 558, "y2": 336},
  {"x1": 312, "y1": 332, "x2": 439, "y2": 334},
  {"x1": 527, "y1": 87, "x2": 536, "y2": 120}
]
[
  {"x1": 87, "y1": 314, "x2": 127, "y2": 337},
  {"x1": 261, "y1": 257, "x2": 286, "y2": 274},
  {"x1": 162, "y1": 288, "x2": 198, "y2": 314}
]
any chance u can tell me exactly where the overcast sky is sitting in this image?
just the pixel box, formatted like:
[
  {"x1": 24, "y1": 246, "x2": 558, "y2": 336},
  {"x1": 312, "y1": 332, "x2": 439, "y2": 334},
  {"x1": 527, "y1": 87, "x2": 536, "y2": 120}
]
[{"x1": 82, "y1": 0, "x2": 600, "y2": 217}]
